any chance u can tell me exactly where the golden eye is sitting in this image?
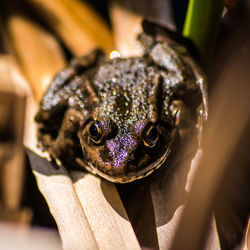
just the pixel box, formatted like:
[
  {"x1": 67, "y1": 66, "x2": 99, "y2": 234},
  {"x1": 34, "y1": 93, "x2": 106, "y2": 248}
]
[
  {"x1": 143, "y1": 123, "x2": 159, "y2": 148},
  {"x1": 89, "y1": 120, "x2": 103, "y2": 144}
]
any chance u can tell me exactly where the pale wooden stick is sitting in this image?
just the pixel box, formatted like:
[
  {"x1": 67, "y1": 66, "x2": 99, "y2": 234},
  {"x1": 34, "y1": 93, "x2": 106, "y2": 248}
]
[
  {"x1": 71, "y1": 171, "x2": 141, "y2": 250},
  {"x1": 150, "y1": 151, "x2": 193, "y2": 249},
  {"x1": 28, "y1": 151, "x2": 99, "y2": 250}
]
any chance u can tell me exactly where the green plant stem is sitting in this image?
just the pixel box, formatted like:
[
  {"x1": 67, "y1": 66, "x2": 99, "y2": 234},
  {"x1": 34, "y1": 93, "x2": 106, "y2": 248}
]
[{"x1": 183, "y1": 0, "x2": 224, "y2": 65}]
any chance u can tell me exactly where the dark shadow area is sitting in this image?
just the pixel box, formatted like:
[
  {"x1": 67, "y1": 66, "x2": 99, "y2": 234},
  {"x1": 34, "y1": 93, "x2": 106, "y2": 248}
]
[
  {"x1": 156, "y1": 134, "x2": 200, "y2": 222},
  {"x1": 100, "y1": 179, "x2": 132, "y2": 219},
  {"x1": 23, "y1": 151, "x2": 58, "y2": 229},
  {"x1": 111, "y1": 0, "x2": 189, "y2": 34},
  {"x1": 117, "y1": 179, "x2": 159, "y2": 250},
  {"x1": 25, "y1": 148, "x2": 68, "y2": 176},
  {"x1": 209, "y1": 3, "x2": 250, "y2": 249},
  {"x1": 171, "y1": 0, "x2": 189, "y2": 33},
  {"x1": 171, "y1": 3, "x2": 250, "y2": 248}
]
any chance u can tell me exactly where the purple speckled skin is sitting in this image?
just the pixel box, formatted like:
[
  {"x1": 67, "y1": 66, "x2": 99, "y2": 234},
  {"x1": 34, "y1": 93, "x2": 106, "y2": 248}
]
[{"x1": 35, "y1": 32, "x2": 207, "y2": 183}]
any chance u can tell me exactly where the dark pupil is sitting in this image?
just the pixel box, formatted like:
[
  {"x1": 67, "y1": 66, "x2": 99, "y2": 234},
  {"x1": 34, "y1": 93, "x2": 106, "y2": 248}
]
[
  {"x1": 148, "y1": 127, "x2": 158, "y2": 141},
  {"x1": 89, "y1": 121, "x2": 102, "y2": 143},
  {"x1": 90, "y1": 124, "x2": 98, "y2": 137}
]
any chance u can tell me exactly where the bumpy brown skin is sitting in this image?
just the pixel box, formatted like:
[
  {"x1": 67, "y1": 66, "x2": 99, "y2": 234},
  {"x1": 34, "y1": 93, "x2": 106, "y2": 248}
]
[{"x1": 35, "y1": 32, "x2": 207, "y2": 183}]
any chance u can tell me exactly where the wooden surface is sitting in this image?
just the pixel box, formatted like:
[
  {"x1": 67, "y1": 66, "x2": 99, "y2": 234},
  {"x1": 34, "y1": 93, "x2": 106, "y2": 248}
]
[
  {"x1": 243, "y1": 219, "x2": 250, "y2": 250},
  {"x1": 29, "y1": 151, "x2": 98, "y2": 250},
  {"x1": 71, "y1": 171, "x2": 140, "y2": 250},
  {"x1": 109, "y1": 2, "x2": 143, "y2": 57}
]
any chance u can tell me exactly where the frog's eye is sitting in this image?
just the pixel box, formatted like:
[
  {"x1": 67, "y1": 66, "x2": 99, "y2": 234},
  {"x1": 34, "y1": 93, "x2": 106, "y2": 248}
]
[
  {"x1": 143, "y1": 123, "x2": 159, "y2": 148},
  {"x1": 89, "y1": 120, "x2": 103, "y2": 144}
]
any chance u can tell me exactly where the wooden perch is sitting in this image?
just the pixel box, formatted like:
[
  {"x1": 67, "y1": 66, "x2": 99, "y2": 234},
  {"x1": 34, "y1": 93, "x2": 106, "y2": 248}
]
[
  {"x1": 28, "y1": 150, "x2": 98, "y2": 250},
  {"x1": 71, "y1": 171, "x2": 140, "y2": 250}
]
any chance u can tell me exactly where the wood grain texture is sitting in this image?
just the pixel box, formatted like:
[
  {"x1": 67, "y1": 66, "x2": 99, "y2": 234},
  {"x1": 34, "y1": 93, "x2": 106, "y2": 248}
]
[
  {"x1": 29, "y1": 151, "x2": 98, "y2": 250},
  {"x1": 71, "y1": 171, "x2": 141, "y2": 250}
]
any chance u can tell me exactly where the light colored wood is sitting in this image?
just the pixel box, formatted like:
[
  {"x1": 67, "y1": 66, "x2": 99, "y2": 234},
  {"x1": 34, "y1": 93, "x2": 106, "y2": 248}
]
[
  {"x1": 27, "y1": 147, "x2": 141, "y2": 249},
  {"x1": 0, "y1": 208, "x2": 33, "y2": 224},
  {"x1": 71, "y1": 171, "x2": 141, "y2": 250},
  {"x1": 29, "y1": 151, "x2": 98, "y2": 250},
  {"x1": 61, "y1": 0, "x2": 115, "y2": 54},
  {"x1": 24, "y1": 91, "x2": 100, "y2": 249},
  {"x1": 27, "y1": 0, "x2": 115, "y2": 56},
  {"x1": 2, "y1": 11, "x2": 100, "y2": 247},
  {"x1": 6, "y1": 14, "x2": 66, "y2": 101}
]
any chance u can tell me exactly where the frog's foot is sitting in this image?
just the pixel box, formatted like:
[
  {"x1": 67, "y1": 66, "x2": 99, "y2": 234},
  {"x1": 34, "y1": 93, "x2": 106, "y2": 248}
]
[
  {"x1": 170, "y1": 100, "x2": 196, "y2": 139},
  {"x1": 47, "y1": 108, "x2": 84, "y2": 169}
]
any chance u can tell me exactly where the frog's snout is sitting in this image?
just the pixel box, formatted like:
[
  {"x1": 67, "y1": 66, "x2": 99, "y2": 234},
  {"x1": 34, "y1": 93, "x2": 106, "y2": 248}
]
[{"x1": 105, "y1": 135, "x2": 137, "y2": 174}]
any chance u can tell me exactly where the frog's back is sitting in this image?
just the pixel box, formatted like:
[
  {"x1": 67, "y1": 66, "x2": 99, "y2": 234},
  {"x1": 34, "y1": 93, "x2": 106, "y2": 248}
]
[{"x1": 92, "y1": 57, "x2": 159, "y2": 127}]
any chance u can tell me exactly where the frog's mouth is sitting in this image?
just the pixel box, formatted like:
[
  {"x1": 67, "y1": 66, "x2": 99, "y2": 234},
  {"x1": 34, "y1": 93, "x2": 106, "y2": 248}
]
[{"x1": 84, "y1": 147, "x2": 171, "y2": 183}]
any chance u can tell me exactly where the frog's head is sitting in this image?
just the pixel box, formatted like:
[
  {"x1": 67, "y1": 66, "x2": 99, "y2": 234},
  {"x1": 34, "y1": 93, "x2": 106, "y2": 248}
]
[
  {"x1": 78, "y1": 74, "x2": 175, "y2": 183},
  {"x1": 79, "y1": 116, "x2": 174, "y2": 183}
]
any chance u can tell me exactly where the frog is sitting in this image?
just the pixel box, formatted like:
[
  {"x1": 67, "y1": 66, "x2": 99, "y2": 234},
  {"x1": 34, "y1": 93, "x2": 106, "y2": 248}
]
[{"x1": 35, "y1": 21, "x2": 207, "y2": 183}]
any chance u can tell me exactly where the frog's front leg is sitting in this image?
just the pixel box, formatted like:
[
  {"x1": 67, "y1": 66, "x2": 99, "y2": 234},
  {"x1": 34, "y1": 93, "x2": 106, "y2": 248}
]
[
  {"x1": 169, "y1": 100, "x2": 196, "y2": 140},
  {"x1": 35, "y1": 49, "x2": 105, "y2": 130},
  {"x1": 51, "y1": 108, "x2": 85, "y2": 169}
]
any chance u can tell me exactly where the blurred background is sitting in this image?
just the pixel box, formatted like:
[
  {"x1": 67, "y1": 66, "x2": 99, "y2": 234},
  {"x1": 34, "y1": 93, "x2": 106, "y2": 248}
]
[{"x1": 0, "y1": 0, "x2": 249, "y2": 249}]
